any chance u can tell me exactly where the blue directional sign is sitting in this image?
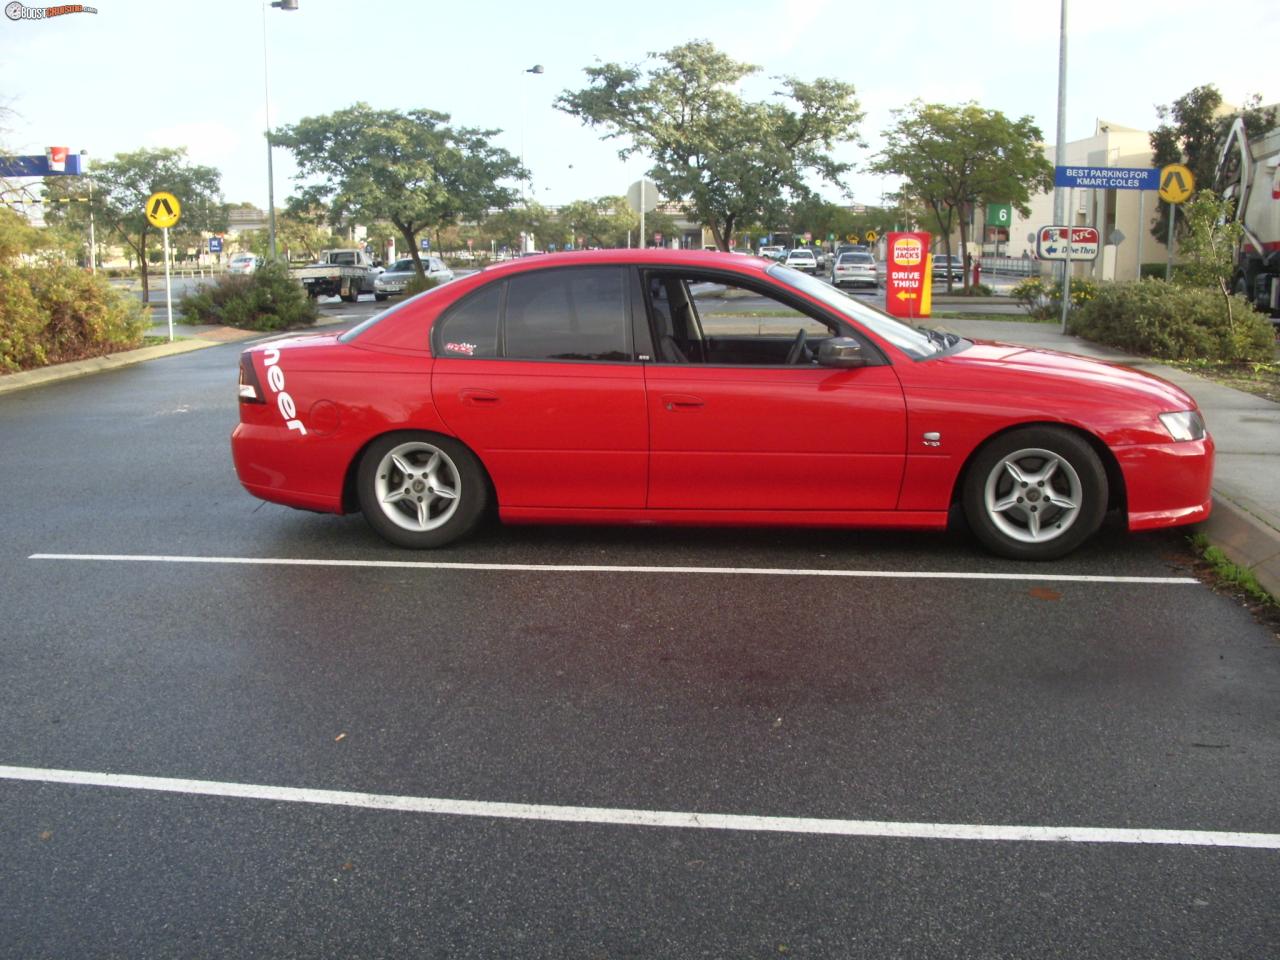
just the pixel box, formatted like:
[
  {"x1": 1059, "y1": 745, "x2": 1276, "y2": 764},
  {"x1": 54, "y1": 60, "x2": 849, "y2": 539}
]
[
  {"x1": 0, "y1": 153, "x2": 88, "y2": 177},
  {"x1": 208, "y1": 236, "x2": 223, "y2": 254},
  {"x1": 1055, "y1": 166, "x2": 1159, "y2": 190}
]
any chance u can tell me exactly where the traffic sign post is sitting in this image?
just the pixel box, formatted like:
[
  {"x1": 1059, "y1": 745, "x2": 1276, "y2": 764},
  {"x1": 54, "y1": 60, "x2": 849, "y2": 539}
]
[
  {"x1": 145, "y1": 192, "x2": 182, "y2": 342},
  {"x1": 1160, "y1": 163, "x2": 1195, "y2": 280}
]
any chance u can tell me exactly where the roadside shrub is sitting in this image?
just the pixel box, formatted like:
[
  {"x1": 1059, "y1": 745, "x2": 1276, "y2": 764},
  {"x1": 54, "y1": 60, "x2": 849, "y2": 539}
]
[
  {"x1": 955, "y1": 283, "x2": 994, "y2": 297},
  {"x1": 402, "y1": 273, "x2": 440, "y2": 298},
  {"x1": 179, "y1": 260, "x2": 317, "y2": 331},
  {"x1": 0, "y1": 262, "x2": 148, "y2": 372},
  {"x1": 1011, "y1": 275, "x2": 1098, "y2": 321},
  {"x1": 1069, "y1": 279, "x2": 1273, "y2": 361}
]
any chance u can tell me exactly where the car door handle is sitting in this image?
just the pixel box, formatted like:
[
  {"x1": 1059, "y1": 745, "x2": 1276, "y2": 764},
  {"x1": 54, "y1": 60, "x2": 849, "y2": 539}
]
[
  {"x1": 662, "y1": 394, "x2": 704, "y2": 411},
  {"x1": 460, "y1": 389, "x2": 500, "y2": 406}
]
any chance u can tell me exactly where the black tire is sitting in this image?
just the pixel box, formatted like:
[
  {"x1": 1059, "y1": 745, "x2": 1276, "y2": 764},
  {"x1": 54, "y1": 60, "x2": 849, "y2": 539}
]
[
  {"x1": 962, "y1": 426, "x2": 1107, "y2": 561},
  {"x1": 356, "y1": 432, "x2": 488, "y2": 549},
  {"x1": 374, "y1": 293, "x2": 389, "y2": 302}
]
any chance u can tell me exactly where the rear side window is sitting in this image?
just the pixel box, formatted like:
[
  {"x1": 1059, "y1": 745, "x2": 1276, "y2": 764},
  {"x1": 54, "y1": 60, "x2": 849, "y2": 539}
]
[
  {"x1": 504, "y1": 267, "x2": 629, "y2": 362},
  {"x1": 436, "y1": 283, "x2": 501, "y2": 358}
]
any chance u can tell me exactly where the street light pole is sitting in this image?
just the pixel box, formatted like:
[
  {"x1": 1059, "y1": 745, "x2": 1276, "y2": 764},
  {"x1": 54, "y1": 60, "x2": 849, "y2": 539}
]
[
  {"x1": 520, "y1": 64, "x2": 543, "y2": 207},
  {"x1": 262, "y1": 0, "x2": 297, "y2": 262},
  {"x1": 79, "y1": 149, "x2": 95, "y2": 274}
]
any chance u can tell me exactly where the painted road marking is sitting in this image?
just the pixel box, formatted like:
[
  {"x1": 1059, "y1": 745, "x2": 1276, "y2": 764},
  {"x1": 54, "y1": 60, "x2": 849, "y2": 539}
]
[
  {"x1": 1, "y1": 764, "x2": 1274, "y2": 850},
  {"x1": 28, "y1": 553, "x2": 1200, "y2": 585}
]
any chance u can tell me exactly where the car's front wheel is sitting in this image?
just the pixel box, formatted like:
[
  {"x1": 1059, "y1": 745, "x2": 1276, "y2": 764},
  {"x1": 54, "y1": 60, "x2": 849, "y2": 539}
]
[
  {"x1": 356, "y1": 432, "x2": 488, "y2": 548},
  {"x1": 962, "y1": 426, "x2": 1108, "y2": 560}
]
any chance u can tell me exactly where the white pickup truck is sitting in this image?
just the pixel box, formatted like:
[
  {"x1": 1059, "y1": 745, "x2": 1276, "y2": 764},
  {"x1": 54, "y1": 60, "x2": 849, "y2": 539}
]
[{"x1": 289, "y1": 249, "x2": 382, "y2": 302}]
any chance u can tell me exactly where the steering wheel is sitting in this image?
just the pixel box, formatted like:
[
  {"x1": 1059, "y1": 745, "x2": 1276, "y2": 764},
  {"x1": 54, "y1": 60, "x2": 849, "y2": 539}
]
[{"x1": 785, "y1": 328, "x2": 809, "y2": 365}]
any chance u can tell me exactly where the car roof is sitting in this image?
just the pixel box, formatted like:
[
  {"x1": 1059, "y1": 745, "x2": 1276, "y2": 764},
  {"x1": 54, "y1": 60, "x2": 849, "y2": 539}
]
[{"x1": 476, "y1": 247, "x2": 774, "y2": 279}]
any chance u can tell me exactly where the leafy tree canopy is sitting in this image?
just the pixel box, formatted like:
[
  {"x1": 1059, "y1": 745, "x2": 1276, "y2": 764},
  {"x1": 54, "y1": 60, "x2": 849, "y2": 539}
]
[
  {"x1": 871, "y1": 101, "x2": 1052, "y2": 290},
  {"x1": 42, "y1": 147, "x2": 224, "y2": 299},
  {"x1": 272, "y1": 102, "x2": 523, "y2": 276},
  {"x1": 556, "y1": 40, "x2": 864, "y2": 251},
  {"x1": 1148, "y1": 84, "x2": 1275, "y2": 242}
]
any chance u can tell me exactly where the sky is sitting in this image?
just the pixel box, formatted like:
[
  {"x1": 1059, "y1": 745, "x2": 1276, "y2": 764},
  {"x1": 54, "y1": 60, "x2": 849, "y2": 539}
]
[{"x1": 2, "y1": 0, "x2": 1277, "y2": 214}]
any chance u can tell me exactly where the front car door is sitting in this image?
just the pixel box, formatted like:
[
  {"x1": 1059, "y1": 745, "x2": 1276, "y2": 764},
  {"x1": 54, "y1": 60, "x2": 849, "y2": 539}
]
[{"x1": 642, "y1": 269, "x2": 908, "y2": 513}]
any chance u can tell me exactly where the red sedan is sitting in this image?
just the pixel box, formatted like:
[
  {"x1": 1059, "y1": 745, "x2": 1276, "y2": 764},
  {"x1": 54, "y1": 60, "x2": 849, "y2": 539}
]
[{"x1": 232, "y1": 249, "x2": 1213, "y2": 560}]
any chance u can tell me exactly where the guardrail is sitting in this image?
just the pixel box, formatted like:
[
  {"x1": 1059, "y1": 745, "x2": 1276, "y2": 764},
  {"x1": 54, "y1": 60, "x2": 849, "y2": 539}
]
[{"x1": 979, "y1": 256, "x2": 1040, "y2": 278}]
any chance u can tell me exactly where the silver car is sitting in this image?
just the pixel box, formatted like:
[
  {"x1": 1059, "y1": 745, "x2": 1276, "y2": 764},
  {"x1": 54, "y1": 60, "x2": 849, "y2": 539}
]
[
  {"x1": 831, "y1": 251, "x2": 878, "y2": 289},
  {"x1": 373, "y1": 256, "x2": 455, "y2": 301},
  {"x1": 783, "y1": 248, "x2": 818, "y2": 274}
]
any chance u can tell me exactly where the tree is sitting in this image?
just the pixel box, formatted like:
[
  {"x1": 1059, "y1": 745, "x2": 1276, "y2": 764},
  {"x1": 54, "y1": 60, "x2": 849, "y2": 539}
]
[
  {"x1": 42, "y1": 147, "x2": 224, "y2": 301},
  {"x1": 1148, "y1": 84, "x2": 1276, "y2": 244},
  {"x1": 272, "y1": 102, "x2": 523, "y2": 279},
  {"x1": 556, "y1": 41, "x2": 864, "y2": 252},
  {"x1": 872, "y1": 102, "x2": 1052, "y2": 291}
]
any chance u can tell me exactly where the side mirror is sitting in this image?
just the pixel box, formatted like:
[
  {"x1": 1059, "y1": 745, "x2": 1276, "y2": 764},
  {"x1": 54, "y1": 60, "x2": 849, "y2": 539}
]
[{"x1": 818, "y1": 337, "x2": 868, "y2": 368}]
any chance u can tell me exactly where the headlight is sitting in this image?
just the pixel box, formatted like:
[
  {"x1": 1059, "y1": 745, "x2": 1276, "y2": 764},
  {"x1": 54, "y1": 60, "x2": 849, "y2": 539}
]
[{"x1": 1158, "y1": 410, "x2": 1206, "y2": 442}]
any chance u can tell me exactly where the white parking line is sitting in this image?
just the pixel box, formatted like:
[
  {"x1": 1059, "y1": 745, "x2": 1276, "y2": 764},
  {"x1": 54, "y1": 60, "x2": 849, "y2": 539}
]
[
  {"x1": 1, "y1": 764, "x2": 1274, "y2": 850},
  {"x1": 28, "y1": 553, "x2": 1200, "y2": 585}
]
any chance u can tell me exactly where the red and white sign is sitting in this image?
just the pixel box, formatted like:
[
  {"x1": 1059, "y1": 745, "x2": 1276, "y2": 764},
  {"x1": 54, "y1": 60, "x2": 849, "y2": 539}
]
[
  {"x1": 885, "y1": 231, "x2": 931, "y2": 319},
  {"x1": 46, "y1": 146, "x2": 68, "y2": 172},
  {"x1": 1036, "y1": 225, "x2": 1100, "y2": 261}
]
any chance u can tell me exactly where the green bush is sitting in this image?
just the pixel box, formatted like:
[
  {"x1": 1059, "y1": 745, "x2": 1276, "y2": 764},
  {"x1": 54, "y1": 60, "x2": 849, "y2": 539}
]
[
  {"x1": 179, "y1": 261, "x2": 318, "y2": 331},
  {"x1": 402, "y1": 273, "x2": 440, "y2": 298},
  {"x1": 1069, "y1": 279, "x2": 1273, "y2": 361},
  {"x1": 1010, "y1": 275, "x2": 1098, "y2": 321},
  {"x1": 0, "y1": 263, "x2": 149, "y2": 373}
]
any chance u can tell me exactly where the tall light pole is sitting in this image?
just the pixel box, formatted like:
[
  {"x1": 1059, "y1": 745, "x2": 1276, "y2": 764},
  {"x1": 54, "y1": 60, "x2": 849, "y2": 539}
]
[
  {"x1": 263, "y1": 0, "x2": 297, "y2": 262},
  {"x1": 520, "y1": 64, "x2": 544, "y2": 205},
  {"x1": 79, "y1": 149, "x2": 95, "y2": 274}
]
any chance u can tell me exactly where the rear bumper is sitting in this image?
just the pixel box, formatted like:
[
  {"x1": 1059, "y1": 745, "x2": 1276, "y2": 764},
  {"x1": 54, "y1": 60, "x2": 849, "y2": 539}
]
[
  {"x1": 1115, "y1": 436, "x2": 1215, "y2": 531},
  {"x1": 231, "y1": 423, "x2": 346, "y2": 514}
]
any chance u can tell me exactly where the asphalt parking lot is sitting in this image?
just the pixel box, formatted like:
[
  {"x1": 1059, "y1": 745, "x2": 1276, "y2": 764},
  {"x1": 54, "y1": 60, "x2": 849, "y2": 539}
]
[{"x1": 2, "y1": 343, "x2": 1278, "y2": 958}]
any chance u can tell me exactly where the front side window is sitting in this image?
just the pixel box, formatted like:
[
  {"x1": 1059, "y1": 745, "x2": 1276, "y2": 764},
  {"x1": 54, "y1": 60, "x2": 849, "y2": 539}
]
[{"x1": 504, "y1": 267, "x2": 629, "y2": 362}]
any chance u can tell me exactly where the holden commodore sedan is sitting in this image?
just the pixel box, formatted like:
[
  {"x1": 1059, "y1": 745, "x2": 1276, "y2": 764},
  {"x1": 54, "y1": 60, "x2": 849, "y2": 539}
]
[{"x1": 232, "y1": 249, "x2": 1213, "y2": 560}]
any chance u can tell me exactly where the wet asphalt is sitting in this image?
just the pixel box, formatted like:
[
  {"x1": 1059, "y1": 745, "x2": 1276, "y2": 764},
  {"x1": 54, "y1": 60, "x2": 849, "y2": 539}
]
[{"x1": 1, "y1": 342, "x2": 1277, "y2": 959}]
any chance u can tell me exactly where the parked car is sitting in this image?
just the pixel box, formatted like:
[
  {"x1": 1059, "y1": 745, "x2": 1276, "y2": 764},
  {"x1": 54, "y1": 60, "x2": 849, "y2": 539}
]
[
  {"x1": 373, "y1": 256, "x2": 455, "y2": 301},
  {"x1": 831, "y1": 251, "x2": 878, "y2": 289},
  {"x1": 233, "y1": 249, "x2": 1213, "y2": 561},
  {"x1": 783, "y1": 248, "x2": 818, "y2": 273},
  {"x1": 757, "y1": 245, "x2": 786, "y2": 261},
  {"x1": 932, "y1": 254, "x2": 964, "y2": 282},
  {"x1": 227, "y1": 253, "x2": 261, "y2": 275}
]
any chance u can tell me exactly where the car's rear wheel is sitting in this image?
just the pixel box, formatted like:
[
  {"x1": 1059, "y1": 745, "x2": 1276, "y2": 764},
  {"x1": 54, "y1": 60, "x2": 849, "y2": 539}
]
[
  {"x1": 962, "y1": 426, "x2": 1107, "y2": 560},
  {"x1": 356, "y1": 432, "x2": 487, "y2": 548},
  {"x1": 374, "y1": 293, "x2": 389, "y2": 301}
]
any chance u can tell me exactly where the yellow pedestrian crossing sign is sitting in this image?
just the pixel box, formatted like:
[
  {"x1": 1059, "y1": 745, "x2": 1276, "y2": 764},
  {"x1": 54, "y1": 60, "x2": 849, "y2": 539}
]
[
  {"x1": 145, "y1": 191, "x2": 181, "y2": 229},
  {"x1": 1158, "y1": 164, "x2": 1194, "y2": 204},
  {"x1": 864, "y1": 230, "x2": 877, "y2": 243}
]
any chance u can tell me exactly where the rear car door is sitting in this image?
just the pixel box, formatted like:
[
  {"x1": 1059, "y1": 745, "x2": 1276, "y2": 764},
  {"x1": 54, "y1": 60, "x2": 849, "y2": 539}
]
[{"x1": 431, "y1": 265, "x2": 648, "y2": 509}]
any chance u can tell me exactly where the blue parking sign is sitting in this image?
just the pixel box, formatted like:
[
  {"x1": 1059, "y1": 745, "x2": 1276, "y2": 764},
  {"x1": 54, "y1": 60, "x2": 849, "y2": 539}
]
[{"x1": 208, "y1": 236, "x2": 223, "y2": 253}]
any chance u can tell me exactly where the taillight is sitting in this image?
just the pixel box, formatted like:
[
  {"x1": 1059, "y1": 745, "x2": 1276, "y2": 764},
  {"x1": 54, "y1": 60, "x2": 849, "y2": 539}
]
[{"x1": 238, "y1": 352, "x2": 265, "y2": 404}]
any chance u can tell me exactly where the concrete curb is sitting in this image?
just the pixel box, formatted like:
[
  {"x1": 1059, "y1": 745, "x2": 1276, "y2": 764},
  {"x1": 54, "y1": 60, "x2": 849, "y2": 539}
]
[
  {"x1": 0, "y1": 339, "x2": 221, "y2": 396},
  {"x1": 1196, "y1": 495, "x2": 1280, "y2": 601}
]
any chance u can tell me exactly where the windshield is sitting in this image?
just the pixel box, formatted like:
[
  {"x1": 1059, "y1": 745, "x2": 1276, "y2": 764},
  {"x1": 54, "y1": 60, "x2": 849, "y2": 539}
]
[
  {"x1": 767, "y1": 263, "x2": 953, "y2": 360},
  {"x1": 389, "y1": 259, "x2": 416, "y2": 272}
]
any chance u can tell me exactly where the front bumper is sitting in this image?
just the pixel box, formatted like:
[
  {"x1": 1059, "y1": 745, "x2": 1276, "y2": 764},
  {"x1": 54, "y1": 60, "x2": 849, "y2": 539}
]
[{"x1": 1115, "y1": 436, "x2": 1215, "y2": 530}]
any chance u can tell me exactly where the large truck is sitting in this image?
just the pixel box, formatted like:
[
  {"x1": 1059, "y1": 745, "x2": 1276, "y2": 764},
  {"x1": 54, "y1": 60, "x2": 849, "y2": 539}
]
[
  {"x1": 289, "y1": 249, "x2": 382, "y2": 302},
  {"x1": 1216, "y1": 118, "x2": 1280, "y2": 321}
]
